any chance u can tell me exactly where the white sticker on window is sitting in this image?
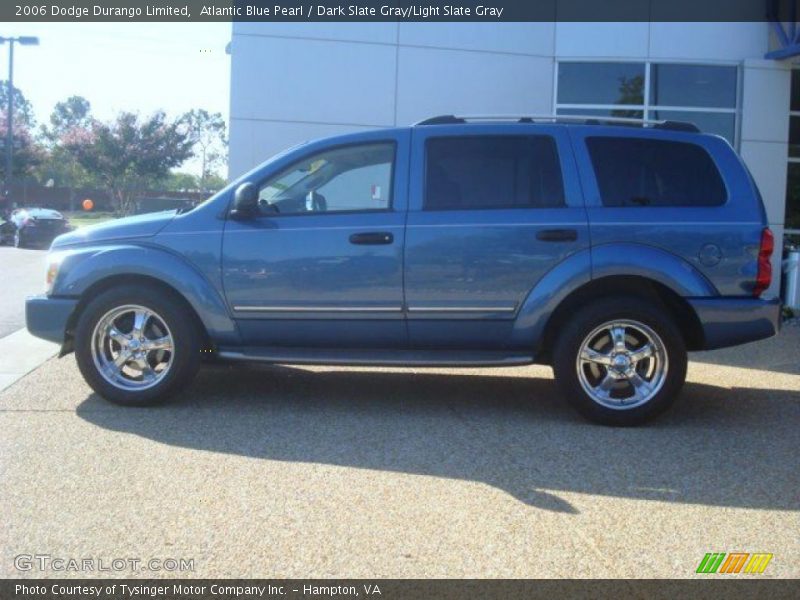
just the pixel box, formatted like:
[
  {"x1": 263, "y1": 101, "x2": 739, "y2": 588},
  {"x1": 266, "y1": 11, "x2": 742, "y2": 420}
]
[{"x1": 371, "y1": 185, "x2": 381, "y2": 201}]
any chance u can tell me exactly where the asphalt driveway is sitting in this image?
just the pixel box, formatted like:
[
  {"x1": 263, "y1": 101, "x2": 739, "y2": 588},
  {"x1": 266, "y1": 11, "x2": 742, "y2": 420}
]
[{"x1": 0, "y1": 325, "x2": 798, "y2": 579}]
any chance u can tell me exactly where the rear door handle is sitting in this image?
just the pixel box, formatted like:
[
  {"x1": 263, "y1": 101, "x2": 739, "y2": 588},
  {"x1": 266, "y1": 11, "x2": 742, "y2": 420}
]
[
  {"x1": 536, "y1": 228, "x2": 578, "y2": 242},
  {"x1": 349, "y1": 232, "x2": 394, "y2": 245}
]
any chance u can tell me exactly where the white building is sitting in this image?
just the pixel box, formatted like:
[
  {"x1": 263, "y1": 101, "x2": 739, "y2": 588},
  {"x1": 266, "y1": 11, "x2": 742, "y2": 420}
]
[{"x1": 228, "y1": 22, "x2": 797, "y2": 291}]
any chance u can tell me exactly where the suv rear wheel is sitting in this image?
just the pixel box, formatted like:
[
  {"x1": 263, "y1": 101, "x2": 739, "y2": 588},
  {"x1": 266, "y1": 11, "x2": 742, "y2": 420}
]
[
  {"x1": 552, "y1": 297, "x2": 687, "y2": 426},
  {"x1": 74, "y1": 285, "x2": 201, "y2": 406}
]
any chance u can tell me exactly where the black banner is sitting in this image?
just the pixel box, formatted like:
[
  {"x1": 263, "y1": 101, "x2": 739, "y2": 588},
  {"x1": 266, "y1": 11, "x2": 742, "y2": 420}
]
[
  {"x1": 0, "y1": 0, "x2": 792, "y2": 22},
  {"x1": 2, "y1": 579, "x2": 800, "y2": 600}
]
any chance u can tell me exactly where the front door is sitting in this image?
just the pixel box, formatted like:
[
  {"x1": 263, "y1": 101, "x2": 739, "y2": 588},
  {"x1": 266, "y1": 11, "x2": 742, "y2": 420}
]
[
  {"x1": 222, "y1": 131, "x2": 409, "y2": 348},
  {"x1": 404, "y1": 124, "x2": 589, "y2": 349}
]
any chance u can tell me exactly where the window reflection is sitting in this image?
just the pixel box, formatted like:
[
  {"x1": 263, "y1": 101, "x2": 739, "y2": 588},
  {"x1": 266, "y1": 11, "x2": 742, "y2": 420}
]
[
  {"x1": 651, "y1": 64, "x2": 737, "y2": 109},
  {"x1": 558, "y1": 62, "x2": 645, "y2": 106},
  {"x1": 653, "y1": 111, "x2": 736, "y2": 144},
  {"x1": 787, "y1": 163, "x2": 800, "y2": 230},
  {"x1": 791, "y1": 71, "x2": 800, "y2": 113},
  {"x1": 790, "y1": 116, "x2": 800, "y2": 159},
  {"x1": 555, "y1": 61, "x2": 738, "y2": 145},
  {"x1": 557, "y1": 107, "x2": 644, "y2": 120}
]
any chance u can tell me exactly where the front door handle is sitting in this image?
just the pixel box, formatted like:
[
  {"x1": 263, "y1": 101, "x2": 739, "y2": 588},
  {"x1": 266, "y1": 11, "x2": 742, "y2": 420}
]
[
  {"x1": 349, "y1": 232, "x2": 394, "y2": 245},
  {"x1": 536, "y1": 228, "x2": 578, "y2": 242}
]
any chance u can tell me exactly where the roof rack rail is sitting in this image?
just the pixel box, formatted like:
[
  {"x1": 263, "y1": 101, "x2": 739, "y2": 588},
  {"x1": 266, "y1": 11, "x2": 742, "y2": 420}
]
[{"x1": 413, "y1": 114, "x2": 700, "y2": 133}]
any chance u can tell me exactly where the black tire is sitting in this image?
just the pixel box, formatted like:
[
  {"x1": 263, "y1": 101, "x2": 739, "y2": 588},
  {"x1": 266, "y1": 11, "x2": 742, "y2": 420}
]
[
  {"x1": 74, "y1": 284, "x2": 202, "y2": 406},
  {"x1": 552, "y1": 296, "x2": 687, "y2": 426}
]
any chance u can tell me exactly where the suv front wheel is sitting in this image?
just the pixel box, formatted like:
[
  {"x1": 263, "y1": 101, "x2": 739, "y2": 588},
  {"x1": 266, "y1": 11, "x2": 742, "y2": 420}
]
[
  {"x1": 74, "y1": 285, "x2": 201, "y2": 406},
  {"x1": 552, "y1": 297, "x2": 687, "y2": 426}
]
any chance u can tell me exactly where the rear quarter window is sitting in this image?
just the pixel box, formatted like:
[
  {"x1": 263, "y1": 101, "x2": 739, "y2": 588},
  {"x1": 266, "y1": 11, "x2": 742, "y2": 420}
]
[{"x1": 586, "y1": 137, "x2": 727, "y2": 207}]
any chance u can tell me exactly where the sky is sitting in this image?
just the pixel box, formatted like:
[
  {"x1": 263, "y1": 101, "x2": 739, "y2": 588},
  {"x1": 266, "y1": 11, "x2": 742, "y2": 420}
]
[{"x1": 1, "y1": 22, "x2": 231, "y2": 164}]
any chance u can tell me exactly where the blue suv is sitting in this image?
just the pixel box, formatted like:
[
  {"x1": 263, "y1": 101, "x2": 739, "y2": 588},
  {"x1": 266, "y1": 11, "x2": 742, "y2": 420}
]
[{"x1": 26, "y1": 115, "x2": 780, "y2": 425}]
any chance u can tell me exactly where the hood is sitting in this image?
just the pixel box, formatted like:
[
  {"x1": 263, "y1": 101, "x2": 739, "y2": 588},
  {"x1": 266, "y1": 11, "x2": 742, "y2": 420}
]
[{"x1": 52, "y1": 210, "x2": 176, "y2": 249}]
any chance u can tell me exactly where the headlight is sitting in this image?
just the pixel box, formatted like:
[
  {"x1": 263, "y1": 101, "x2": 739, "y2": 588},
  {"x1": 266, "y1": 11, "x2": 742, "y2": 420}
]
[{"x1": 44, "y1": 254, "x2": 65, "y2": 295}]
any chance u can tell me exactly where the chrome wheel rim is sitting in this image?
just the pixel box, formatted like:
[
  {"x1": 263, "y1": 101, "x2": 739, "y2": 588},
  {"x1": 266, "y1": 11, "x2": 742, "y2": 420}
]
[
  {"x1": 91, "y1": 304, "x2": 174, "y2": 391},
  {"x1": 575, "y1": 319, "x2": 668, "y2": 410}
]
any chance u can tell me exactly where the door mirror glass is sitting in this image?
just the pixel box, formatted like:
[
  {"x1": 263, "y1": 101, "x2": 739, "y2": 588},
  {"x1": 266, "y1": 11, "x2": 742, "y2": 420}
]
[{"x1": 230, "y1": 182, "x2": 258, "y2": 219}]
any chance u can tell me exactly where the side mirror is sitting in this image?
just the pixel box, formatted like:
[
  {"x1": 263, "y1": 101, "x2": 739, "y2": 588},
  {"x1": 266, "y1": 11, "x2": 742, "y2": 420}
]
[{"x1": 230, "y1": 182, "x2": 258, "y2": 220}]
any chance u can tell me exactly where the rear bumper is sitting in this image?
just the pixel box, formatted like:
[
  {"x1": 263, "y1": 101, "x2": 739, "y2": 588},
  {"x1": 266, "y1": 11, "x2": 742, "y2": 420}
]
[
  {"x1": 25, "y1": 295, "x2": 78, "y2": 345},
  {"x1": 19, "y1": 228, "x2": 61, "y2": 245},
  {"x1": 688, "y1": 297, "x2": 782, "y2": 350}
]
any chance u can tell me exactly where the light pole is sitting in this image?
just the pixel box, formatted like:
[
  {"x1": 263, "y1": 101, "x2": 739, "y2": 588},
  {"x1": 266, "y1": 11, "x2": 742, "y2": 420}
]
[{"x1": 0, "y1": 35, "x2": 39, "y2": 202}]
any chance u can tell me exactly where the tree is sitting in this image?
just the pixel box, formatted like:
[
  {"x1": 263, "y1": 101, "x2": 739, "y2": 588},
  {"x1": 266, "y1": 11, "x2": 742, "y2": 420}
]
[
  {"x1": 41, "y1": 96, "x2": 93, "y2": 143},
  {"x1": 0, "y1": 120, "x2": 43, "y2": 179},
  {"x1": 203, "y1": 172, "x2": 226, "y2": 192},
  {"x1": 610, "y1": 75, "x2": 645, "y2": 119},
  {"x1": 0, "y1": 81, "x2": 36, "y2": 129},
  {"x1": 180, "y1": 109, "x2": 227, "y2": 191},
  {"x1": 0, "y1": 83, "x2": 41, "y2": 189},
  {"x1": 37, "y1": 96, "x2": 97, "y2": 208},
  {"x1": 162, "y1": 171, "x2": 200, "y2": 192},
  {"x1": 66, "y1": 111, "x2": 194, "y2": 215}
]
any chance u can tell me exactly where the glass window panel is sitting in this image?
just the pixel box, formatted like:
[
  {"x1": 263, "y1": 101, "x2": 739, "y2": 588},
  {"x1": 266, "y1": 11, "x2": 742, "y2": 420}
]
[
  {"x1": 557, "y1": 62, "x2": 645, "y2": 105},
  {"x1": 586, "y1": 137, "x2": 727, "y2": 208},
  {"x1": 653, "y1": 110, "x2": 736, "y2": 144},
  {"x1": 424, "y1": 136, "x2": 565, "y2": 210},
  {"x1": 557, "y1": 107, "x2": 644, "y2": 119},
  {"x1": 787, "y1": 163, "x2": 800, "y2": 230},
  {"x1": 650, "y1": 64, "x2": 737, "y2": 109},
  {"x1": 257, "y1": 143, "x2": 394, "y2": 215},
  {"x1": 792, "y1": 70, "x2": 800, "y2": 113},
  {"x1": 790, "y1": 116, "x2": 800, "y2": 158}
]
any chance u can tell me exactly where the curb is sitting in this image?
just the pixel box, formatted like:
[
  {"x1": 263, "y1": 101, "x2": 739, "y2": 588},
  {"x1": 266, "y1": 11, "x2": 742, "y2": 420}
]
[{"x1": 0, "y1": 328, "x2": 60, "y2": 393}]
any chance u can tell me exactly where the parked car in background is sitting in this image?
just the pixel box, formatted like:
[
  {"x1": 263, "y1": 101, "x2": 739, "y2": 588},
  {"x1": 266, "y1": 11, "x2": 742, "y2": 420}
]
[
  {"x1": 1, "y1": 208, "x2": 73, "y2": 248},
  {"x1": 26, "y1": 115, "x2": 781, "y2": 425}
]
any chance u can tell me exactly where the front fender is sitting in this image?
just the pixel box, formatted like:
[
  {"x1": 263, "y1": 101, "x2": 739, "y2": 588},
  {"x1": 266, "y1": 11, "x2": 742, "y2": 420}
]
[{"x1": 53, "y1": 244, "x2": 239, "y2": 344}]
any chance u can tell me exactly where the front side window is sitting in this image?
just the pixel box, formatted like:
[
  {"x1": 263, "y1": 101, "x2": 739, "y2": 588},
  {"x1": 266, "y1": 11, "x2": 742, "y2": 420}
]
[
  {"x1": 586, "y1": 137, "x2": 726, "y2": 207},
  {"x1": 424, "y1": 136, "x2": 565, "y2": 210},
  {"x1": 257, "y1": 143, "x2": 394, "y2": 215}
]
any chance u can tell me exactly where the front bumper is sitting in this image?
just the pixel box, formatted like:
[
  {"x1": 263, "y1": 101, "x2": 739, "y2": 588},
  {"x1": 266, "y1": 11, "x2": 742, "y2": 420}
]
[
  {"x1": 26, "y1": 295, "x2": 78, "y2": 346},
  {"x1": 688, "y1": 296, "x2": 782, "y2": 351}
]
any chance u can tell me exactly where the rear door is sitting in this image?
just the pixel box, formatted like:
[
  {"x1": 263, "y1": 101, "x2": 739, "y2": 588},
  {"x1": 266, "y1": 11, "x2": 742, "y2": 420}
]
[{"x1": 404, "y1": 124, "x2": 589, "y2": 350}]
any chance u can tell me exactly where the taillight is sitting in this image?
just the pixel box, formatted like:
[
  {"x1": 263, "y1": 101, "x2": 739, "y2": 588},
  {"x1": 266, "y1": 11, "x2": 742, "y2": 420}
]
[{"x1": 753, "y1": 228, "x2": 774, "y2": 297}]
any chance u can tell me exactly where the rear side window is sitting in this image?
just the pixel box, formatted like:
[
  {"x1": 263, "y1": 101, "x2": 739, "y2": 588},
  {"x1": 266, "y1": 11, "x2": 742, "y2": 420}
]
[
  {"x1": 424, "y1": 136, "x2": 565, "y2": 210},
  {"x1": 586, "y1": 137, "x2": 727, "y2": 207}
]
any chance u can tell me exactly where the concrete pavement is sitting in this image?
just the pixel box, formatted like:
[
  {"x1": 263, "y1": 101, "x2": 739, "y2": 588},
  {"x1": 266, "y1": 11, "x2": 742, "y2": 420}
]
[
  {"x1": 0, "y1": 246, "x2": 48, "y2": 339},
  {"x1": 0, "y1": 329, "x2": 59, "y2": 393},
  {"x1": 0, "y1": 246, "x2": 60, "y2": 393},
  {"x1": 0, "y1": 327, "x2": 798, "y2": 579}
]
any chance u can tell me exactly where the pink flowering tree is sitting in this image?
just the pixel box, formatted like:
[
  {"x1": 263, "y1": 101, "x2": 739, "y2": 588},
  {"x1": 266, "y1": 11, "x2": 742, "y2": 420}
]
[
  {"x1": 66, "y1": 111, "x2": 193, "y2": 215},
  {"x1": 37, "y1": 97, "x2": 97, "y2": 205},
  {"x1": 0, "y1": 116, "x2": 44, "y2": 180}
]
